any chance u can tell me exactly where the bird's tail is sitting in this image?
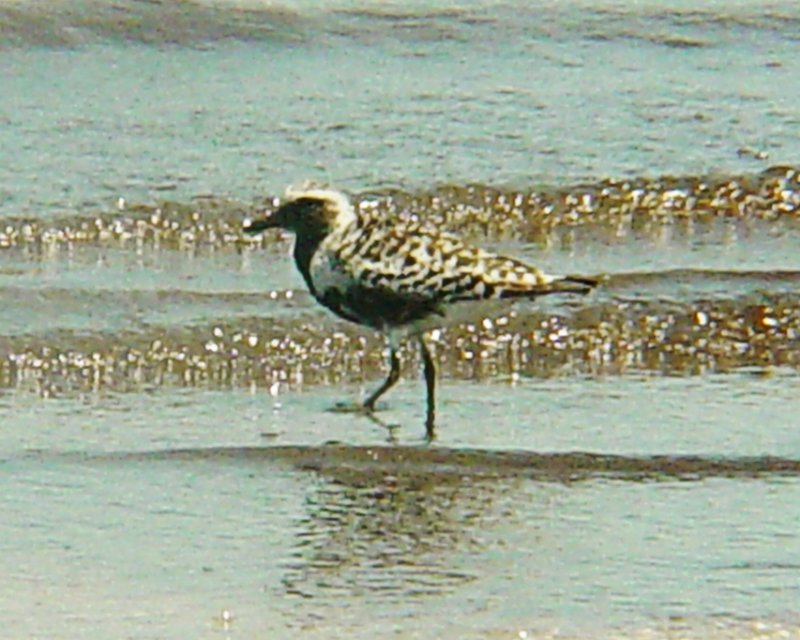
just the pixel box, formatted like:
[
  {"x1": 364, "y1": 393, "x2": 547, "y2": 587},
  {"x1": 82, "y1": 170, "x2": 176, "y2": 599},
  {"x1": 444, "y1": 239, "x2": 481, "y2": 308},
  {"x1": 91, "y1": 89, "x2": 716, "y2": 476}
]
[
  {"x1": 499, "y1": 274, "x2": 599, "y2": 299},
  {"x1": 545, "y1": 274, "x2": 599, "y2": 295}
]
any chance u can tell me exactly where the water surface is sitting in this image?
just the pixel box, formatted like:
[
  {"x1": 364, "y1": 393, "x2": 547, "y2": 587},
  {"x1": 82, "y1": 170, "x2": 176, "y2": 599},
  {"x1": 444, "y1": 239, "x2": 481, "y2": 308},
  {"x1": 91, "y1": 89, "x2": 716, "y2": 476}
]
[{"x1": 1, "y1": 1, "x2": 799, "y2": 637}]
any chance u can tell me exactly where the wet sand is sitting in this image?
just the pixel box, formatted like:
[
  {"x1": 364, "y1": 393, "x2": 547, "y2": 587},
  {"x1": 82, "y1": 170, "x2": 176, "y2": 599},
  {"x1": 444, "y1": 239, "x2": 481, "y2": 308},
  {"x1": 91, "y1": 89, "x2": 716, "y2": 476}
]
[{"x1": 1, "y1": 174, "x2": 799, "y2": 638}]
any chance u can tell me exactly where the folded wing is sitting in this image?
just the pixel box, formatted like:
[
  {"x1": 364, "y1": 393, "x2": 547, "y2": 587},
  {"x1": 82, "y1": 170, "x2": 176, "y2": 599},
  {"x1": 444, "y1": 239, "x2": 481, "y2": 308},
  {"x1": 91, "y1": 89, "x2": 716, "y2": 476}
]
[{"x1": 338, "y1": 223, "x2": 596, "y2": 306}]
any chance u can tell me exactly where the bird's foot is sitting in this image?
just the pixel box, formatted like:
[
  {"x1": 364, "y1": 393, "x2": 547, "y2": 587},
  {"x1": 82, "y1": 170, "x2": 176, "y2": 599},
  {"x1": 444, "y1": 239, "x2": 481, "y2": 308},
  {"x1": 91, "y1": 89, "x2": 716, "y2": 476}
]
[
  {"x1": 424, "y1": 415, "x2": 436, "y2": 444},
  {"x1": 327, "y1": 400, "x2": 376, "y2": 415},
  {"x1": 326, "y1": 401, "x2": 400, "y2": 442}
]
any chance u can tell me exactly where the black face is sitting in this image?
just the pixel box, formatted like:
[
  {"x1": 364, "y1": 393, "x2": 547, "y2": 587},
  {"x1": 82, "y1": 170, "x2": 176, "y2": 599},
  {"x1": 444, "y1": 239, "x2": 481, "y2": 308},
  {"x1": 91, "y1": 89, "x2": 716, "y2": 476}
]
[{"x1": 243, "y1": 197, "x2": 328, "y2": 236}]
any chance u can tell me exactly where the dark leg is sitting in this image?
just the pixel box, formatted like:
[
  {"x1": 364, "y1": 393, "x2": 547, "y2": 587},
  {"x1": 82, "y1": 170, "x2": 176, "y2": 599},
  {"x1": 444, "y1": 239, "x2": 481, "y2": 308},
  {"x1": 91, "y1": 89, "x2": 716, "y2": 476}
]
[
  {"x1": 364, "y1": 346, "x2": 401, "y2": 411},
  {"x1": 418, "y1": 337, "x2": 436, "y2": 441}
]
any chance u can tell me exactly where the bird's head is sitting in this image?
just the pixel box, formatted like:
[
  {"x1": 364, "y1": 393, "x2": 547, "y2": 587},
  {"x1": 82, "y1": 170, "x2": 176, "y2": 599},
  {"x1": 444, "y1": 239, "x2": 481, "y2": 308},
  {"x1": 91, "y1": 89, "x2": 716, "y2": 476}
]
[{"x1": 244, "y1": 187, "x2": 356, "y2": 239}]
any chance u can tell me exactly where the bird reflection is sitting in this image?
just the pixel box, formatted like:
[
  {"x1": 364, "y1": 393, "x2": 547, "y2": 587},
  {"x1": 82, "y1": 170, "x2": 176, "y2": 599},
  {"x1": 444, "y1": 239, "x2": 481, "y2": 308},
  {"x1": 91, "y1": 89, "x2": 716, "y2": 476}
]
[{"x1": 280, "y1": 466, "x2": 512, "y2": 601}]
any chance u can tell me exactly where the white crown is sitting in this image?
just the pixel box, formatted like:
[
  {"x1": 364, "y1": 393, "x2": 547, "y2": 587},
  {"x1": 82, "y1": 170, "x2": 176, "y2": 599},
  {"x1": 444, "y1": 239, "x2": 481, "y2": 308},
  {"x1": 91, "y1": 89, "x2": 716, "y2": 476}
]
[{"x1": 284, "y1": 184, "x2": 357, "y2": 231}]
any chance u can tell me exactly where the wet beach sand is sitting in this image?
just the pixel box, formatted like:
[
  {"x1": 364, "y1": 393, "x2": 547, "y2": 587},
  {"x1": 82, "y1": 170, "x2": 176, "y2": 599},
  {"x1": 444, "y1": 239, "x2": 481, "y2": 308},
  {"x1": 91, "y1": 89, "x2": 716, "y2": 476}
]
[
  {"x1": 2, "y1": 1, "x2": 800, "y2": 638},
  {"x1": 3, "y1": 173, "x2": 800, "y2": 640}
]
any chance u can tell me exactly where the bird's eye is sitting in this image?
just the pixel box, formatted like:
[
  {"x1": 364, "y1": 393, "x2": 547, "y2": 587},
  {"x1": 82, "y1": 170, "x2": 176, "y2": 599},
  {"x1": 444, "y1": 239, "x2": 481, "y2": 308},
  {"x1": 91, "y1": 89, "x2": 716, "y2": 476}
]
[{"x1": 294, "y1": 198, "x2": 320, "y2": 213}]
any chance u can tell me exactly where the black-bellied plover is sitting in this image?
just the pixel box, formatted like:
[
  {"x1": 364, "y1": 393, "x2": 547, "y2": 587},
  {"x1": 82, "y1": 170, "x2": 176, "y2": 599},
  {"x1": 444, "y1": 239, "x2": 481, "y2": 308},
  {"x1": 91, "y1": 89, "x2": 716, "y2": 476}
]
[{"x1": 244, "y1": 187, "x2": 597, "y2": 440}]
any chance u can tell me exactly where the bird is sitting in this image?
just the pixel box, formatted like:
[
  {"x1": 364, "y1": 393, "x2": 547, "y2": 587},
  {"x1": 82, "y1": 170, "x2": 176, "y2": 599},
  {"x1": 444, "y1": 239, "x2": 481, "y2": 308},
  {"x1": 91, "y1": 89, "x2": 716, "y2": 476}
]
[{"x1": 243, "y1": 186, "x2": 597, "y2": 441}]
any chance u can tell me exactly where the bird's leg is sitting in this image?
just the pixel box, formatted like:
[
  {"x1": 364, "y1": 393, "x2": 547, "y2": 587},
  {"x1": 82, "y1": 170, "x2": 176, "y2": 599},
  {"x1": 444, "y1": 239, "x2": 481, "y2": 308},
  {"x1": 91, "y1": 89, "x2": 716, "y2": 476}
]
[
  {"x1": 418, "y1": 336, "x2": 436, "y2": 441},
  {"x1": 364, "y1": 346, "x2": 401, "y2": 412}
]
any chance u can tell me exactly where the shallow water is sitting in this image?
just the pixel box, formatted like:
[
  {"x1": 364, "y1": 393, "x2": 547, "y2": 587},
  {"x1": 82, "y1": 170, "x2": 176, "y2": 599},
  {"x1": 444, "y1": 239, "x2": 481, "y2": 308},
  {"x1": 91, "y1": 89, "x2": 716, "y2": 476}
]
[
  {"x1": 2, "y1": 1, "x2": 800, "y2": 638},
  {"x1": 2, "y1": 0, "x2": 800, "y2": 215},
  {"x1": 3, "y1": 379, "x2": 800, "y2": 639}
]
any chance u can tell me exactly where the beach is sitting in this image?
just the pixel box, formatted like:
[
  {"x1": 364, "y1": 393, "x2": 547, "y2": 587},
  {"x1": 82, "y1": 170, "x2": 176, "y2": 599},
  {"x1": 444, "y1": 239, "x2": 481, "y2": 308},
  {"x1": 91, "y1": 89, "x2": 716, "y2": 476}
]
[{"x1": 1, "y1": 1, "x2": 799, "y2": 638}]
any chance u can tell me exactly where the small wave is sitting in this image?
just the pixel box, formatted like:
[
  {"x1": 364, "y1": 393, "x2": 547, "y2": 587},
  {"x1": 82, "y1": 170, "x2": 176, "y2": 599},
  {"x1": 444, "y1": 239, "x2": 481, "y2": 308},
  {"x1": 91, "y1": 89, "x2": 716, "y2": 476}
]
[
  {"x1": 2, "y1": 1, "x2": 800, "y2": 49},
  {"x1": 605, "y1": 268, "x2": 800, "y2": 297},
  {"x1": 54, "y1": 445, "x2": 800, "y2": 482},
  {"x1": 2, "y1": 289, "x2": 798, "y2": 395},
  {"x1": 1, "y1": 166, "x2": 798, "y2": 250},
  {"x1": 0, "y1": 0, "x2": 306, "y2": 48}
]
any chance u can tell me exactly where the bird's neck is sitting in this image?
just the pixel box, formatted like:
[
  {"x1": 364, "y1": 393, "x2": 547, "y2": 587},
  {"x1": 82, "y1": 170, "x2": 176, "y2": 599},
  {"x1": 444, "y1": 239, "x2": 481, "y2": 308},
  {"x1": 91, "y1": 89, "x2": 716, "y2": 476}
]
[{"x1": 292, "y1": 230, "x2": 327, "y2": 296}]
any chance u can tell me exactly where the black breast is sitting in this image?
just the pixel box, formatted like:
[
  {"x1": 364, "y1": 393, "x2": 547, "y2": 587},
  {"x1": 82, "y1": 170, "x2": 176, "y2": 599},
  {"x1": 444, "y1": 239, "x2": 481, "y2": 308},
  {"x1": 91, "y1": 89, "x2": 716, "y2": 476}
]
[{"x1": 319, "y1": 284, "x2": 442, "y2": 330}]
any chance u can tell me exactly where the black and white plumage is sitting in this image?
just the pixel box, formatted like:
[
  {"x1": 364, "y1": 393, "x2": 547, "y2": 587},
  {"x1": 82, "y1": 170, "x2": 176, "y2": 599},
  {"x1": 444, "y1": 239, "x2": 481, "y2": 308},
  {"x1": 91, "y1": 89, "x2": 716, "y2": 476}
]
[{"x1": 244, "y1": 187, "x2": 597, "y2": 440}]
